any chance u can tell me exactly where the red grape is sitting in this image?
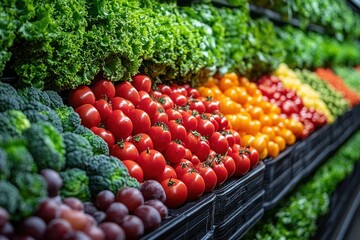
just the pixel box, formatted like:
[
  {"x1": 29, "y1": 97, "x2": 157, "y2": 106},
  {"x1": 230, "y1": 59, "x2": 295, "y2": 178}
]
[
  {"x1": 45, "y1": 219, "x2": 72, "y2": 240},
  {"x1": 36, "y1": 198, "x2": 60, "y2": 223},
  {"x1": 84, "y1": 226, "x2": 105, "y2": 240},
  {"x1": 92, "y1": 211, "x2": 106, "y2": 225},
  {"x1": 133, "y1": 205, "x2": 161, "y2": 232},
  {"x1": 83, "y1": 202, "x2": 98, "y2": 215},
  {"x1": 21, "y1": 216, "x2": 46, "y2": 240},
  {"x1": 116, "y1": 188, "x2": 144, "y2": 213},
  {"x1": 64, "y1": 231, "x2": 90, "y2": 240},
  {"x1": 61, "y1": 208, "x2": 89, "y2": 231},
  {"x1": 105, "y1": 203, "x2": 128, "y2": 225},
  {"x1": 119, "y1": 215, "x2": 144, "y2": 239},
  {"x1": 63, "y1": 198, "x2": 84, "y2": 211},
  {"x1": 0, "y1": 222, "x2": 14, "y2": 239},
  {"x1": 144, "y1": 199, "x2": 168, "y2": 219},
  {"x1": 96, "y1": 190, "x2": 115, "y2": 211},
  {"x1": 0, "y1": 208, "x2": 8, "y2": 228},
  {"x1": 139, "y1": 180, "x2": 166, "y2": 203},
  {"x1": 98, "y1": 222, "x2": 125, "y2": 240},
  {"x1": 40, "y1": 169, "x2": 63, "y2": 197}
]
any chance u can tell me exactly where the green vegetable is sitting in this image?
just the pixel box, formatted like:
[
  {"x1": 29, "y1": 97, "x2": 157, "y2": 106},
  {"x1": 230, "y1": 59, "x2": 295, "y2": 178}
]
[
  {"x1": 55, "y1": 106, "x2": 81, "y2": 132},
  {"x1": 60, "y1": 168, "x2": 91, "y2": 202},
  {"x1": 0, "y1": 181, "x2": 21, "y2": 217},
  {"x1": 0, "y1": 110, "x2": 31, "y2": 138},
  {"x1": 45, "y1": 90, "x2": 65, "y2": 109},
  {"x1": 18, "y1": 87, "x2": 51, "y2": 107},
  {"x1": 0, "y1": 82, "x2": 24, "y2": 112},
  {"x1": 75, "y1": 126, "x2": 109, "y2": 155},
  {"x1": 62, "y1": 132, "x2": 93, "y2": 170},
  {"x1": 12, "y1": 173, "x2": 47, "y2": 219},
  {"x1": 334, "y1": 67, "x2": 360, "y2": 93},
  {"x1": 3, "y1": 144, "x2": 37, "y2": 176},
  {"x1": 86, "y1": 154, "x2": 139, "y2": 198},
  {"x1": 24, "y1": 122, "x2": 66, "y2": 171},
  {"x1": 0, "y1": 149, "x2": 10, "y2": 180}
]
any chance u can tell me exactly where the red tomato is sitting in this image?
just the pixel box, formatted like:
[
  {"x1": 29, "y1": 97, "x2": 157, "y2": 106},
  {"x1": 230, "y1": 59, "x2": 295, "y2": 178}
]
[
  {"x1": 138, "y1": 91, "x2": 150, "y2": 100},
  {"x1": 210, "y1": 161, "x2": 228, "y2": 186},
  {"x1": 161, "y1": 178, "x2": 188, "y2": 209},
  {"x1": 219, "y1": 116, "x2": 230, "y2": 131},
  {"x1": 187, "y1": 88, "x2": 200, "y2": 98},
  {"x1": 194, "y1": 140, "x2": 210, "y2": 162},
  {"x1": 165, "y1": 109, "x2": 182, "y2": 121},
  {"x1": 174, "y1": 160, "x2": 194, "y2": 178},
  {"x1": 115, "y1": 81, "x2": 140, "y2": 106},
  {"x1": 149, "y1": 90, "x2": 162, "y2": 99},
  {"x1": 91, "y1": 80, "x2": 116, "y2": 100},
  {"x1": 206, "y1": 114, "x2": 219, "y2": 132},
  {"x1": 196, "y1": 116, "x2": 215, "y2": 139},
  {"x1": 209, "y1": 132, "x2": 229, "y2": 155},
  {"x1": 111, "y1": 141, "x2": 139, "y2": 162},
  {"x1": 222, "y1": 155, "x2": 236, "y2": 179},
  {"x1": 246, "y1": 147, "x2": 259, "y2": 168},
  {"x1": 122, "y1": 160, "x2": 144, "y2": 182},
  {"x1": 169, "y1": 93, "x2": 187, "y2": 107},
  {"x1": 157, "y1": 95, "x2": 174, "y2": 110},
  {"x1": 90, "y1": 127, "x2": 115, "y2": 147},
  {"x1": 138, "y1": 149, "x2": 166, "y2": 180},
  {"x1": 151, "y1": 109, "x2": 169, "y2": 125},
  {"x1": 163, "y1": 141, "x2": 186, "y2": 165},
  {"x1": 127, "y1": 109, "x2": 151, "y2": 135},
  {"x1": 106, "y1": 110, "x2": 133, "y2": 140},
  {"x1": 184, "y1": 148, "x2": 192, "y2": 160},
  {"x1": 170, "y1": 84, "x2": 187, "y2": 97},
  {"x1": 166, "y1": 120, "x2": 187, "y2": 142},
  {"x1": 131, "y1": 74, "x2": 152, "y2": 93},
  {"x1": 93, "y1": 99, "x2": 112, "y2": 122},
  {"x1": 75, "y1": 104, "x2": 101, "y2": 129},
  {"x1": 184, "y1": 131, "x2": 201, "y2": 154},
  {"x1": 230, "y1": 129, "x2": 241, "y2": 145},
  {"x1": 110, "y1": 97, "x2": 135, "y2": 116},
  {"x1": 157, "y1": 84, "x2": 173, "y2": 95},
  {"x1": 68, "y1": 86, "x2": 96, "y2": 109},
  {"x1": 155, "y1": 165, "x2": 177, "y2": 183},
  {"x1": 130, "y1": 133, "x2": 154, "y2": 153},
  {"x1": 190, "y1": 155, "x2": 201, "y2": 166},
  {"x1": 180, "y1": 111, "x2": 197, "y2": 131},
  {"x1": 222, "y1": 131, "x2": 235, "y2": 148},
  {"x1": 147, "y1": 123, "x2": 172, "y2": 152},
  {"x1": 180, "y1": 172, "x2": 205, "y2": 201},
  {"x1": 229, "y1": 152, "x2": 250, "y2": 177},
  {"x1": 137, "y1": 98, "x2": 158, "y2": 118},
  {"x1": 202, "y1": 97, "x2": 220, "y2": 113},
  {"x1": 196, "y1": 164, "x2": 217, "y2": 193},
  {"x1": 188, "y1": 99, "x2": 206, "y2": 114}
]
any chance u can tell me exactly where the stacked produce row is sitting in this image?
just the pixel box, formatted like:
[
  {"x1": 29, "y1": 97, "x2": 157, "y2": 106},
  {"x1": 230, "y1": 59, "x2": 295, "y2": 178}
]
[{"x1": 1, "y1": 0, "x2": 360, "y2": 239}]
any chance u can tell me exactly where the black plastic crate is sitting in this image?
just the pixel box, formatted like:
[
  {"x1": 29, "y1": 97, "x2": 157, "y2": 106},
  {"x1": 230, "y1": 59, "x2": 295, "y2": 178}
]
[
  {"x1": 213, "y1": 162, "x2": 265, "y2": 226},
  {"x1": 305, "y1": 124, "x2": 332, "y2": 167},
  {"x1": 213, "y1": 191, "x2": 264, "y2": 240},
  {"x1": 291, "y1": 140, "x2": 308, "y2": 179},
  {"x1": 263, "y1": 167, "x2": 293, "y2": 210},
  {"x1": 142, "y1": 193, "x2": 216, "y2": 240},
  {"x1": 263, "y1": 146, "x2": 293, "y2": 184}
]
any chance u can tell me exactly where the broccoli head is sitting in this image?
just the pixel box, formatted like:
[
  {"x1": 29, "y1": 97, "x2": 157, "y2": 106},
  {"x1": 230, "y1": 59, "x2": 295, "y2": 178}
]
[
  {"x1": 45, "y1": 90, "x2": 65, "y2": 109},
  {"x1": 86, "y1": 154, "x2": 139, "y2": 198},
  {"x1": 62, "y1": 132, "x2": 93, "y2": 170},
  {"x1": 0, "y1": 82, "x2": 24, "y2": 112},
  {"x1": 0, "y1": 110, "x2": 31, "y2": 138},
  {"x1": 75, "y1": 126, "x2": 109, "y2": 155},
  {"x1": 60, "y1": 168, "x2": 91, "y2": 202},
  {"x1": 12, "y1": 173, "x2": 47, "y2": 219},
  {"x1": 18, "y1": 87, "x2": 51, "y2": 107},
  {"x1": 4, "y1": 144, "x2": 37, "y2": 176},
  {"x1": 55, "y1": 106, "x2": 81, "y2": 132},
  {"x1": 0, "y1": 181, "x2": 21, "y2": 217},
  {"x1": 24, "y1": 122, "x2": 66, "y2": 171},
  {"x1": 22, "y1": 100, "x2": 63, "y2": 133},
  {"x1": 0, "y1": 149, "x2": 10, "y2": 180}
]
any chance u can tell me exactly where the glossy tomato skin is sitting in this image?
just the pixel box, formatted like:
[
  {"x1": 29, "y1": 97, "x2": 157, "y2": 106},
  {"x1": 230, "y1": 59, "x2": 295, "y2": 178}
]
[
  {"x1": 194, "y1": 140, "x2": 210, "y2": 162},
  {"x1": 137, "y1": 98, "x2": 158, "y2": 118},
  {"x1": 155, "y1": 165, "x2": 177, "y2": 183},
  {"x1": 110, "y1": 141, "x2": 139, "y2": 162},
  {"x1": 188, "y1": 99, "x2": 205, "y2": 114},
  {"x1": 110, "y1": 97, "x2": 135, "y2": 116},
  {"x1": 180, "y1": 172, "x2": 205, "y2": 201},
  {"x1": 165, "y1": 109, "x2": 182, "y2": 121},
  {"x1": 106, "y1": 110, "x2": 133, "y2": 141},
  {"x1": 230, "y1": 152, "x2": 251, "y2": 177},
  {"x1": 161, "y1": 178, "x2": 188, "y2": 209},
  {"x1": 174, "y1": 160, "x2": 194, "y2": 178},
  {"x1": 196, "y1": 164, "x2": 217, "y2": 193},
  {"x1": 157, "y1": 84, "x2": 173, "y2": 95},
  {"x1": 127, "y1": 109, "x2": 151, "y2": 135},
  {"x1": 166, "y1": 120, "x2": 187, "y2": 142},
  {"x1": 147, "y1": 124, "x2": 172, "y2": 153},
  {"x1": 75, "y1": 104, "x2": 101, "y2": 128},
  {"x1": 180, "y1": 111, "x2": 197, "y2": 131},
  {"x1": 122, "y1": 160, "x2": 144, "y2": 183},
  {"x1": 196, "y1": 116, "x2": 215, "y2": 139},
  {"x1": 222, "y1": 155, "x2": 236, "y2": 179},
  {"x1": 163, "y1": 141, "x2": 186, "y2": 165},
  {"x1": 151, "y1": 110, "x2": 169, "y2": 126},
  {"x1": 203, "y1": 98, "x2": 220, "y2": 113},
  {"x1": 222, "y1": 131, "x2": 235, "y2": 148},
  {"x1": 115, "y1": 81, "x2": 141, "y2": 106},
  {"x1": 169, "y1": 93, "x2": 187, "y2": 107},
  {"x1": 93, "y1": 99, "x2": 112, "y2": 122},
  {"x1": 68, "y1": 86, "x2": 96, "y2": 108},
  {"x1": 211, "y1": 161, "x2": 228, "y2": 186},
  {"x1": 248, "y1": 147, "x2": 259, "y2": 168},
  {"x1": 130, "y1": 133, "x2": 154, "y2": 153},
  {"x1": 209, "y1": 132, "x2": 229, "y2": 155},
  {"x1": 157, "y1": 95, "x2": 174, "y2": 110},
  {"x1": 90, "y1": 127, "x2": 115, "y2": 147},
  {"x1": 186, "y1": 88, "x2": 200, "y2": 98},
  {"x1": 131, "y1": 74, "x2": 152, "y2": 93},
  {"x1": 184, "y1": 131, "x2": 201, "y2": 154},
  {"x1": 138, "y1": 149, "x2": 166, "y2": 180},
  {"x1": 91, "y1": 80, "x2": 116, "y2": 100}
]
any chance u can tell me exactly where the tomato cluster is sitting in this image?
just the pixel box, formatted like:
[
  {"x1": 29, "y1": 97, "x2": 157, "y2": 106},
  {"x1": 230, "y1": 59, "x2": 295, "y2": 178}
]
[
  {"x1": 68, "y1": 75, "x2": 259, "y2": 208},
  {"x1": 257, "y1": 75, "x2": 327, "y2": 139}
]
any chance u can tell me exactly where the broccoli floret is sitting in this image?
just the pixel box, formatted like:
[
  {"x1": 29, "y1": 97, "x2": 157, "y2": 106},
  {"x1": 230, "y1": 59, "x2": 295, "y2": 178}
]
[
  {"x1": 45, "y1": 90, "x2": 65, "y2": 109},
  {"x1": 0, "y1": 82, "x2": 24, "y2": 112},
  {"x1": 18, "y1": 87, "x2": 51, "y2": 107},
  {"x1": 0, "y1": 149, "x2": 10, "y2": 180},
  {"x1": 76, "y1": 126, "x2": 109, "y2": 155},
  {"x1": 63, "y1": 132, "x2": 93, "y2": 170},
  {"x1": 55, "y1": 106, "x2": 81, "y2": 132},
  {"x1": 22, "y1": 100, "x2": 63, "y2": 133},
  {"x1": 60, "y1": 168, "x2": 91, "y2": 202},
  {"x1": 86, "y1": 154, "x2": 139, "y2": 198},
  {"x1": 0, "y1": 110, "x2": 31, "y2": 138},
  {"x1": 4, "y1": 145, "x2": 37, "y2": 176},
  {"x1": 12, "y1": 173, "x2": 47, "y2": 219},
  {"x1": 24, "y1": 122, "x2": 66, "y2": 171},
  {"x1": 0, "y1": 181, "x2": 21, "y2": 216}
]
